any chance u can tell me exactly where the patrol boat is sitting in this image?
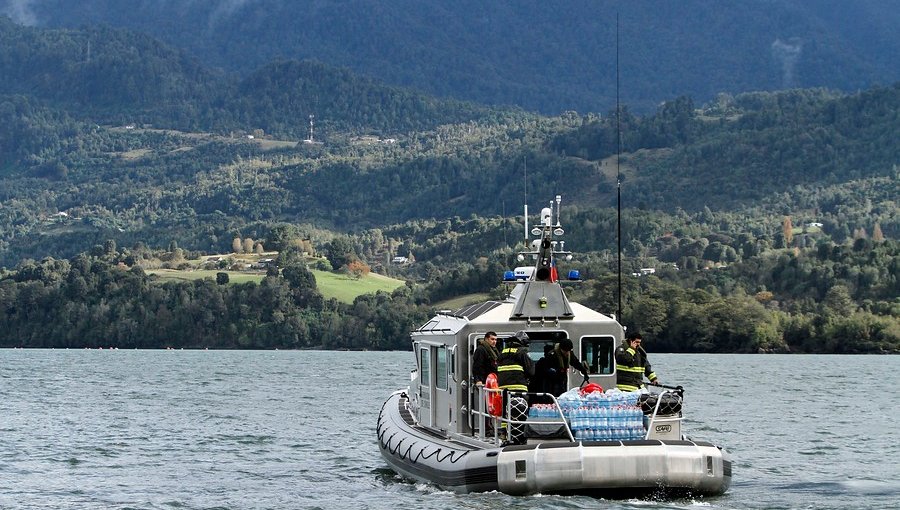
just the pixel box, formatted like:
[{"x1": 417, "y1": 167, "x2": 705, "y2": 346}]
[{"x1": 377, "y1": 197, "x2": 732, "y2": 497}]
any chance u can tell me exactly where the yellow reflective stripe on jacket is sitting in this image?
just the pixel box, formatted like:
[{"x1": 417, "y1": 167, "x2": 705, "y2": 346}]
[
  {"x1": 497, "y1": 365, "x2": 524, "y2": 372},
  {"x1": 616, "y1": 364, "x2": 644, "y2": 373},
  {"x1": 626, "y1": 347, "x2": 636, "y2": 355},
  {"x1": 617, "y1": 384, "x2": 639, "y2": 392},
  {"x1": 647, "y1": 371, "x2": 657, "y2": 380},
  {"x1": 499, "y1": 384, "x2": 528, "y2": 391}
]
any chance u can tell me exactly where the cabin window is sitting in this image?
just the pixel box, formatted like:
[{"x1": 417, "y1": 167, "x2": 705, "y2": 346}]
[
  {"x1": 520, "y1": 331, "x2": 569, "y2": 362},
  {"x1": 436, "y1": 347, "x2": 449, "y2": 390},
  {"x1": 420, "y1": 348, "x2": 431, "y2": 386},
  {"x1": 581, "y1": 336, "x2": 615, "y2": 375},
  {"x1": 449, "y1": 345, "x2": 457, "y2": 382},
  {"x1": 528, "y1": 340, "x2": 557, "y2": 362}
]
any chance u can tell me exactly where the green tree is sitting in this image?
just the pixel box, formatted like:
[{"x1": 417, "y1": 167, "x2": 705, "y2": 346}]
[{"x1": 325, "y1": 236, "x2": 357, "y2": 270}]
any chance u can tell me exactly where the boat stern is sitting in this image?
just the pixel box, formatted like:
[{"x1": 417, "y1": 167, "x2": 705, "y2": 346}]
[{"x1": 496, "y1": 439, "x2": 731, "y2": 497}]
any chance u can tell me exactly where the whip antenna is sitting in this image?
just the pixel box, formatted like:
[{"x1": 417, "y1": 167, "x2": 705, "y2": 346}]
[
  {"x1": 523, "y1": 157, "x2": 529, "y2": 247},
  {"x1": 616, "y1": 13, "x2": 623, "y2": 321}
]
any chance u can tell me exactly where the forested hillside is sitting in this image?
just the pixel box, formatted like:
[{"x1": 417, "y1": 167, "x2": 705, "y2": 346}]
[
  {"x1": 550, "y1": 87, "x2": 900, "y2": 211},
  {"x1": 0, "y1": 18, "x2": 502, "y2": 139},
  {"x1": 0, "y1": 16, "x2": 896, "y2": 353},
  {"x1": 6, "y1": 0, "x2": 899, "y2": 114}
]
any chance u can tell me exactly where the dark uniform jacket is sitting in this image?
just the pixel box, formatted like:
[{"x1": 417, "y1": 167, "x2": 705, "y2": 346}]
[
  {"x1": 546, "y1": 345, "x2": 588, "y2": 396},
  {"x1": 472, "y1": 339, "x2": 499, "y2": 384},
  {"x1": 615, "y1": 341, "x2": 657, "y2": 391},
  {"x1": 496, "y1": 341, "x2": 534, "y2": 391}
]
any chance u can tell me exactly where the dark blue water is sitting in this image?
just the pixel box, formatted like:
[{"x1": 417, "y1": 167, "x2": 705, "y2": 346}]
[{"x1": 1, "y1": 350, "x2": 897, "y2": 509}]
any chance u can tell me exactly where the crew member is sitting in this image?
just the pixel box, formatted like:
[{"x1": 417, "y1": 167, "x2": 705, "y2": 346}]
[
  {"x1": 546, "y1": 338, "x2": 589, "y2": 396},
  {"x1": 472, "y1": 331, "x2": 499, "y2": 386},
  {"x1": 529, "y1": 344, "x2": 555, "y2": 404},
  {"x1": 472, "y1": 331, "x2": 500, "y2": 436},
  {"x1": 496, "y1": 331, "x2": 534, "y2": 444},
  {"x1": 615, "y1": 331, "x2": 658, "y2": 392},
  {"x1": 497, "y1": 330, "x2": 534, "y2": 391}
]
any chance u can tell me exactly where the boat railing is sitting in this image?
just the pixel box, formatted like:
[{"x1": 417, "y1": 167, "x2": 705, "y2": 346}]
[
  {"x1": 643, "y1": 388, "x2": 683, "y2": 440},
  {"x1": 472, "y1": 386, "x2": 575, "y2": 443}
]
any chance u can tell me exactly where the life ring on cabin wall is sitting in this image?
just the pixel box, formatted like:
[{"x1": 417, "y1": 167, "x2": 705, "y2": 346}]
[{"x1": 485, "y1": 373, "x2": 502, "y2": 417}]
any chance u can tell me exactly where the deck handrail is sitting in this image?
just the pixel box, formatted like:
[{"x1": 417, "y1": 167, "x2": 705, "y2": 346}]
[
  {"x1": 644, "y1": 388, "x2": 681, "y2": 439},
  {"x1": 473, "y1": 386, "x2": 575, "y2": 443}
]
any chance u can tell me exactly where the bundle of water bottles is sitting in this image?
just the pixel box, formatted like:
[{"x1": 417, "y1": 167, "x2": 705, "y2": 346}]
[{"x1": 531, "y1": 387, "x2": 647, "y2": 441}]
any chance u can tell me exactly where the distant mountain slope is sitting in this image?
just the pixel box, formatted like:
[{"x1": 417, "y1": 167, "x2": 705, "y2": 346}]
[
  {"x1": 0, "y1": 16, "x2": 217, "y2": 112},
  {"x1": 0, "y1": 19, "x2": 506, "y2": 139},
  {"x1": 0, "y1": 82, "x2": 897, "y2": 266},
  {"x1": 549, "y1": 85, "x2": 900, "y2": 211},
  {"x1": 222, "y1": 60, "x2": 503, "y2": 137},
  {"x1": 5, "y1": 0, "x2": 900, "y2": 114},
  {"x1": 0, "y1": 12, "x2": 897, "y2": 267}
]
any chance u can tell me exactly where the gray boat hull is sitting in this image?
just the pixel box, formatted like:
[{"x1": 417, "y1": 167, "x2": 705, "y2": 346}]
[{"x1": 378, "y1": 391, "x2": 732, "y2": 497}]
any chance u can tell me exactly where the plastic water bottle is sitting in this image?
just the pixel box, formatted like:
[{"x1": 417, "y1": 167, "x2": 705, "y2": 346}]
[
  {"x1": 606, "y1": 407, "x2": 615, "y2": 439},
  {"x1": 636, "y1": 409, "x2": 645, "y2": 439},
  {"x1": 632, "y1": 408, "x2": 644, "y2": 439},
  {"x1": 609, "y1": 406, "x2": 622, "y2": 439},
  {"x1": 629, "y1": 414, "x2": 637, "y2": 438},
  {"x1": 615, "y1": 407, "x2": 624, "y2": 439}
]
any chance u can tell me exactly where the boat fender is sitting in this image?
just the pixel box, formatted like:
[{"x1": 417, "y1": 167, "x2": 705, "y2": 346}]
[{"x1": 485, "y1": 373, "x2": 502, "y2": 416}]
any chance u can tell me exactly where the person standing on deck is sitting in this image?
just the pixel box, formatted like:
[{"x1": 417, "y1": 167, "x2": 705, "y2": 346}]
[
  {"x1": 497, "y1": 331, "x2": 534, "y2": 392},
  {"x1": 529, "y1": 344, "x2": 556, "y2": 404},
  {"x1": 472, "y1": 331, "x2": 500, "y2": 436},
  {"x1": 472, "y1": 331, "x2": 499, "y2": 386},
  {"x1": 546, "y1": 338, "x2": 590, "y2": 396},
  {"x1": 615, "y1": 331, "x2": 658, "y2": 392},
  {"x1": 496, "y1": 331, "x2": 534, "y2": 444}
]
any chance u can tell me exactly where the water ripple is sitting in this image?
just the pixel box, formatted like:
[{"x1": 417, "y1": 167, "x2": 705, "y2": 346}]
[{"x1": 0, "y1": 350, "x2": 897, "y2": 510}]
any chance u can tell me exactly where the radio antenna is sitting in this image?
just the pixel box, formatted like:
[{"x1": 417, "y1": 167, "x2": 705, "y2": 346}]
[
  {"x1": 616, "y1": 13, "x2": 623, "y2": 321},
  {"x1": 523, "y1": 156, "x2": 529, "y2": 247}
]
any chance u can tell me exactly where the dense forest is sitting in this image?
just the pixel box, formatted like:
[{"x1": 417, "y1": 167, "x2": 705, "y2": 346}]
[
  {"x1": 0, "y1": 17, "x2": 897, "y2": 353},
  {"x1": 1, "y1": 232, "x2": 897, "y2": 353},
  {"x1": 9, "y1": 0, "x2": 900, "y2": 114}
]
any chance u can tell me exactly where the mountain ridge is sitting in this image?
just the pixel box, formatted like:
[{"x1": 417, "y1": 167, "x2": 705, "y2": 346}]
[{"x1": 4, "y1": 0, "x2": 899, "y2": 114}]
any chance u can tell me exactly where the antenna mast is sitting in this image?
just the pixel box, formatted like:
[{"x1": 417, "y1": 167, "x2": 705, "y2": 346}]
[
  {"x1": 523, "y1": 157, "x2": 529, "y2": 247},
  {"x1": 616, "y1": 13, "x2": 623, "y2": 321}
]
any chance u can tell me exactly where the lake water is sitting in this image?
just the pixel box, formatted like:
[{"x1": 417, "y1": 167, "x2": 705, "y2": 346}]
[{"x1": 1, "y1": 350, "x2": 897, "y2": 510}]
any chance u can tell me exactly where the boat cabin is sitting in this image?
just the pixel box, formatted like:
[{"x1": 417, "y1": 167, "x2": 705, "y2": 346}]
[{"x1": 409, "y1": 283, "x2": 623, "y2": 438}]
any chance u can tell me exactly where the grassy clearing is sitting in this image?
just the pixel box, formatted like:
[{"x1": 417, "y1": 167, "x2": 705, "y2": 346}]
[
  {"x1": 110, "y1": 126, "x2": 296, "y2": 152},
  {"x1": 310, "y1": 269, "x2": 405, "y2": 303},
  {"x1": 148, "y1": 269, "x2": 265, "y2": 285},
  {"x1": 146, "y1": 267, "x2": 405, "y2": 303},
  {"x1": 256, "y1": 139, "x2": 298, "y2": 150}
]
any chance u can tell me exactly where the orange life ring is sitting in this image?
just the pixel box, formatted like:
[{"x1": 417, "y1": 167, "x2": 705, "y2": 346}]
[{"x1": 485, "y1": 373, "x2": 502, "y2": 417}]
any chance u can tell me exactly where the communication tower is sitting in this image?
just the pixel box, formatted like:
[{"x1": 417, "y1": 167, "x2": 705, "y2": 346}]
[{"x1": 306, "y1": 115, "x2": 315, "y2": 143}]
